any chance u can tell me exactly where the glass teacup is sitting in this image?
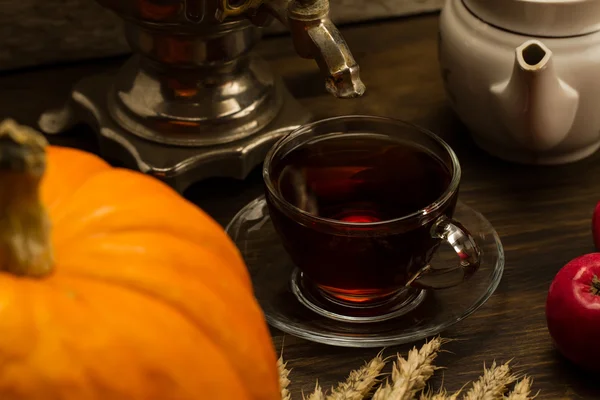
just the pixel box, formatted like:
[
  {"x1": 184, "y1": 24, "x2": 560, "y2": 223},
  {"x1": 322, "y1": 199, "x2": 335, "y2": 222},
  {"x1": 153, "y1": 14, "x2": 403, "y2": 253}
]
[{"x1": 263, "y1": 115, "x2": 481, "y2": 321}]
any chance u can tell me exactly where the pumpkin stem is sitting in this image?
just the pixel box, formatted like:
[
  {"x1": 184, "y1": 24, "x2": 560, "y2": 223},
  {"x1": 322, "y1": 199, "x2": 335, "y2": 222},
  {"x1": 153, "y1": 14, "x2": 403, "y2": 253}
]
[{"x1": 0, "y1": 119, "x2": 53, "y2": 277}]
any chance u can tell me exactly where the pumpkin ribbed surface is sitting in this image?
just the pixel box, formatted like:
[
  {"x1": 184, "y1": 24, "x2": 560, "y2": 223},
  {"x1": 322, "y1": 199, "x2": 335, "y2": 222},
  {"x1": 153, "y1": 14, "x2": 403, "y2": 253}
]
[{"x1": 0, "y1": 142, "x2": 280, "y2": 400}]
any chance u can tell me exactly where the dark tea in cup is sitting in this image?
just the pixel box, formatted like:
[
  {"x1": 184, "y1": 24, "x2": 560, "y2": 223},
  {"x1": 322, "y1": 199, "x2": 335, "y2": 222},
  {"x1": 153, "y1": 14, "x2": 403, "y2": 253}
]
[{"x1": 263, "y1": 116, "x2": 480, "y2": 311}]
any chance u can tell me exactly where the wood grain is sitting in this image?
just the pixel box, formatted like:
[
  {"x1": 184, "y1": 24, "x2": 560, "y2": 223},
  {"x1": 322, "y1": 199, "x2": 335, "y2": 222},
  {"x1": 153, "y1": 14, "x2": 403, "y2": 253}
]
[
  {"x1": 0, "y1": 0, "x2": 443, "y2": 72},
  {"x1": 0, "y1": 13, "x2": 598, "y2": 399}
]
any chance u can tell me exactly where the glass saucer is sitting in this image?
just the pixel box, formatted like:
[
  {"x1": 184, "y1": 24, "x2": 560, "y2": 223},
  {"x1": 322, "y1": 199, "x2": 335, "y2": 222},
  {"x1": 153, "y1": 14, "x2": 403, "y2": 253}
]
[{"x1": 225, "y1": 195, "x2": 504, "y2": 348}]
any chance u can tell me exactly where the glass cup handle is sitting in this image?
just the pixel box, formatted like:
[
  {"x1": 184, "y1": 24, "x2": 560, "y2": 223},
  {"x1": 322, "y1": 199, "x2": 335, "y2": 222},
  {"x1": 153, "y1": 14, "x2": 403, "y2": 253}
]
[{"x1": 407, "y1": 216, "x2": 482, "y2": 290}]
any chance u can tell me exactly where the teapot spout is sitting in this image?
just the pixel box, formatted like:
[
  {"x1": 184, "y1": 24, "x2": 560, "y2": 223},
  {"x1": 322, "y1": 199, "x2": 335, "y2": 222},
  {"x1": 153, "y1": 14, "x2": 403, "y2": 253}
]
[{"x1": 491, "y1": 40, "x2": 579, "y2": 152}]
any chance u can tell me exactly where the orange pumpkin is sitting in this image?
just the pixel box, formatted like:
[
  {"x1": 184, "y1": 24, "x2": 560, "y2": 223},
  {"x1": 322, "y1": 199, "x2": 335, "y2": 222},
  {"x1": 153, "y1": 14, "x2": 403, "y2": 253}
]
[{"x1": 0, "y1": 119, "x2": 280, "y2": 400}]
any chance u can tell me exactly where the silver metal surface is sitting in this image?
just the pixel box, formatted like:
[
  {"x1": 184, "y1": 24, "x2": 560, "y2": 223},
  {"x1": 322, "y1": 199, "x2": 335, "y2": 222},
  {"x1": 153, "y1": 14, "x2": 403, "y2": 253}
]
[
  {"x1": 39, "y1": 73, "x2": 310, "y2": 193},
  {"x1": 38, "y1": 0, "x2": 364, "y2": 190},
  {"x1": 108, "y1": 52, "x2": 282, "y2": 146},
  {"x1": 262, "y1": 0, "x2": 366, "y2": 98}
]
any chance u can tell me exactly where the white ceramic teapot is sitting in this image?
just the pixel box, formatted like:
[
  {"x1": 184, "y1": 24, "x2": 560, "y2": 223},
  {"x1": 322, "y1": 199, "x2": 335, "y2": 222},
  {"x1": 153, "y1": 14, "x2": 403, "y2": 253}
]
[{"x1": 438, "y1": 0, "x2": 600, "y2": 164}]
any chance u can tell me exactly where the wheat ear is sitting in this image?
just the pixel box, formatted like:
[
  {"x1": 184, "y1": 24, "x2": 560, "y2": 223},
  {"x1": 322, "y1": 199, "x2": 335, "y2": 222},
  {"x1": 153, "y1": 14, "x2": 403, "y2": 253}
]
[
  {"x1": 463, "y1": 361, "x2": 516, "y2": 400},
  {"x1": 372, "y1": 379, "x2": 393, "y2": 400},
  {"x1": 420, "y1": 388, "x2": 462, "y2": 400},
  {"x1": 371, "y1": 336, "x2": 445, "y2": 400},
  {"x1": 504, "y1": 377, "x2": 536, "y2": 400},
  {"x1": 278, "y1": 356, "x2": 292, "y2": 400},
  {"x1": 325, "y1": 350, "x2": 387, "y2": 400},
  {"x1": 304, "y1": 381, "x2": 326, "y2": 400}
]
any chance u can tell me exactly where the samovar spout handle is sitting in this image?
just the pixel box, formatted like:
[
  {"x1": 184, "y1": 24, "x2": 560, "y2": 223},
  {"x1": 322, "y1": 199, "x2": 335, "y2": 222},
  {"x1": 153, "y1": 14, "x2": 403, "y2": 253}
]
[
  {"x1": 217, "y1": 0, "x2": 366, "y2": 99},
  {"x1": 279, "y1": 0, "x2": 366, "y2": 98}
]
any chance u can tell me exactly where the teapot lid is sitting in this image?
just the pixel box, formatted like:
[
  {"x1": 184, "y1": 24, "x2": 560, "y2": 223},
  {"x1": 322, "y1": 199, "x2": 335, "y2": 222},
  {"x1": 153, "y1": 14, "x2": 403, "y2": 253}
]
[{"x1": 462, "y1": 0, "x2": 600, "y2": 37}]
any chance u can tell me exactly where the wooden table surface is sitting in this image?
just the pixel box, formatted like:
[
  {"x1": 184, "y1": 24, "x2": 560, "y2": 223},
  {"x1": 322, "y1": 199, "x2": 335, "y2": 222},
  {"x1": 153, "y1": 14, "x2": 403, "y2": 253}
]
[{"x1": 2, "y1": 12, "x2": 599, "y2": 399}]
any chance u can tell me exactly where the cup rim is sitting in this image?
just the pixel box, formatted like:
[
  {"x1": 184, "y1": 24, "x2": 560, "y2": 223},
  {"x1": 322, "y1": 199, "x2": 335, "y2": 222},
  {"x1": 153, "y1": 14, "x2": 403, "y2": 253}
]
[{"x1": 262, "y1": 115, "x2": 461, "y2": 228}]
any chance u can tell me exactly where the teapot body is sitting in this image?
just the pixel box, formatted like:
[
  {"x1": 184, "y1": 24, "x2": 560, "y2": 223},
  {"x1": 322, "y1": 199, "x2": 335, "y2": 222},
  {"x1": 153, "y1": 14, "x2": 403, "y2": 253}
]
[{"x1": 439, "y1": 0, "x2": 600, "y2": 164}]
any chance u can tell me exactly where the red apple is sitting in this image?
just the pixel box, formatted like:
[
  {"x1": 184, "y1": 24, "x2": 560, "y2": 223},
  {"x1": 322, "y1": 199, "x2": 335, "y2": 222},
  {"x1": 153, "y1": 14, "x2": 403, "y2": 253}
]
[
  {"x1": 593, "y1": 201, "x2": 600, "y2": 249},
  {"x1": 546, "y1": 253, "x2": 600, "y2": 371}
]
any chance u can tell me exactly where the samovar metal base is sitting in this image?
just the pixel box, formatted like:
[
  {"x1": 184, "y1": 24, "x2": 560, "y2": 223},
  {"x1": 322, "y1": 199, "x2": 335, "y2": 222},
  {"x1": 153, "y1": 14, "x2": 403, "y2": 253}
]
[{"x1": 38, "y1": 73, "x2": 311, "y2": 193}]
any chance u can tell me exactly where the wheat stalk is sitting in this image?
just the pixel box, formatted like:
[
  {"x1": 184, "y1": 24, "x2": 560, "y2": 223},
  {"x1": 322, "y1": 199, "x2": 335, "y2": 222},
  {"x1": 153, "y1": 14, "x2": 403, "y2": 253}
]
[
  {"x1": 304, "y1": 381, "x2": 326, "y2": 400},
  {"x1": 278, "y1": 356, "x2": 292, "y2": 400},
  {"x1": 277, "y1": 337, "x2": 538, "y2": 400},
  {"x1": 371, "y1": 336, "x2": 445, "y2": 400},
  {"x1": 371, "y1": 380, "x2": 393, "y2": 400},
  {"x1": 420, "y1": 388, "x2": 461, "y2": 400},
  {"x1": 504, "y1": 377, "x2": 536, "y2": 400},
  {"x1": 463, "y1": 361, "x2": 516, "y2": 400},
  {"x1": 325, "y1": 350, "x2": 387, "y2": 400}
]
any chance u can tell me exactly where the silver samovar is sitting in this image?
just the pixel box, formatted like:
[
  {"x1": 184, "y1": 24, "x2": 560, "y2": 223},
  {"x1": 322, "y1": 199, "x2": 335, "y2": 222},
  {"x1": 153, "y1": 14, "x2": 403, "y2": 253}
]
[{"x1": 39, "y1": 0, "x2": 365, "y2": 192}]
